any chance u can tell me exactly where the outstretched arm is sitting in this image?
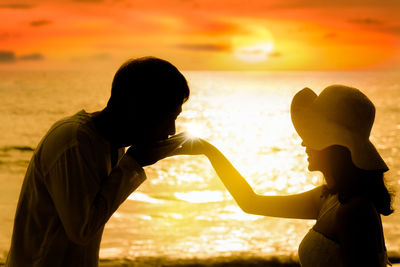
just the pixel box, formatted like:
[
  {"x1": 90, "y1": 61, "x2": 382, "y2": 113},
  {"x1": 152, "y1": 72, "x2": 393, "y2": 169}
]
[{"x1": 174, "y1": 138, "x2": 324, "y2": 220}]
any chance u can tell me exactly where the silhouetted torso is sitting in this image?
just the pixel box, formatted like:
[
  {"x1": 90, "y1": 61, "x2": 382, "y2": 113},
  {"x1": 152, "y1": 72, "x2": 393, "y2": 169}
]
[
  {"x1": 6, "y1": 110, "x2": 145, "y2": 267},
  {"x1": 299, "y1": 194, "x2": 388, "y2": 267}
]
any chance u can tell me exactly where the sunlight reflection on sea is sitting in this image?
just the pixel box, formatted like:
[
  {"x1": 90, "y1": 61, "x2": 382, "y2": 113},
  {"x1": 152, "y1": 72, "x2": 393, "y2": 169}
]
[{"x1": 0, "y1": 70, "x2": 399, "y2": 261}]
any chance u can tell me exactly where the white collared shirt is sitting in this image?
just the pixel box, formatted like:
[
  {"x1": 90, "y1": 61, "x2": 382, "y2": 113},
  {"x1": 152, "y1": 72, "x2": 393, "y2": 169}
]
[{"x1": 6, "y1": 110, "x2": 146, "y2": 267}]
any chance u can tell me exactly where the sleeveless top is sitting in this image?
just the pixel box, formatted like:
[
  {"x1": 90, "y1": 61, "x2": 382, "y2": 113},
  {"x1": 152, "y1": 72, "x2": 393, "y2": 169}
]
[{"x1": 298, "y1": 194, "x2": 390, "y2": 267}]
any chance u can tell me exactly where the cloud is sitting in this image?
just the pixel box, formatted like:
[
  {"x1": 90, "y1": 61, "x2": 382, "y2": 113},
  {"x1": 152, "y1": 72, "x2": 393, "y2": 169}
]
[
  {"x1": 175, "y1": 43, "x2": 230, "y2": 51},
  {"x1": 18, "y1": 53, "x2": 45, "y2": 61},
  {"x1": 381, "y1": 25, "x2": 400, "y2": 35},
  {"x1": 0, "y1": 33, "x2": 10, "y2": 40},
  {"x1": 272, "y1": 0, "x2": 400, "y2": 8},
  {"x1": 0, "y1": 51, "x2": 16, "y2": 63},
  {"x1": 183, "y1": 18, "x2": 239, "y2": 35},
  {"x1": 0, "y1": 51, "x2": 44, "y2": 63},
  {"x1": 388, "y1": 26, "x2": 400, "y2": 34},
  {"x1": 72, "y1": 0, "x2": 104, "y2": 2},
  {"x1": 0, "y1": 32, "x2": 21, "y2": 41},
  {"x1": 89, "y1": 53, "x2": 111, "y2": 60},
  {"x1": 348, "y1": 18, "x2": 383, "y2": 25},
  {"x1": 268, "y1": 51, "x2": 282, "y2": 57},
  {"x1": 347, "y1": 18, "x2": 400, "y2": 35},
  {"x1": 0, "y1": 4, "x2": 34, "y2": 9},
  {"x1": 30, "y1": 20, "x2": 52, "y2": 27},
  {"x1": 324, "y1": 32, "x2": 337, "y2": 39},
  {"x1": 70, "y1": 53, "x2": 112, "y2": 62}
]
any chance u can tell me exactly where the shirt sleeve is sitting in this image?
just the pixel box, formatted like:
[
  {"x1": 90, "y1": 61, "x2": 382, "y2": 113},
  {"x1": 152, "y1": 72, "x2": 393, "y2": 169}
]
[{"x1": 43, "y1": 136, "x2": 146, "y2": 246}]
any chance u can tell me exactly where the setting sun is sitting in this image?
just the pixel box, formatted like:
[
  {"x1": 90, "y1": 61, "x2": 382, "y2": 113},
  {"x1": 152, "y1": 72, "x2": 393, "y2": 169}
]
[
  {"x1": 0, "y1": 1, "x2": 398, "y2": 70},
  {"x1": 232, "y1": 25, "x2": 275, "y2": 63}
]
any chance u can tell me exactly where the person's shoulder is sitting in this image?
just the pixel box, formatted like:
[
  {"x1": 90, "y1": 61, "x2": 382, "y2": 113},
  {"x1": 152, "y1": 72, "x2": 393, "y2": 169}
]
[
  {"x1": 335, "y1": 196, "x2": 384, "y2": 259},
  {"x1": 35, "y1": 111, "x2": 97, "y2": 174},
  {"x1": 51, "y1": 111, "x2": 93, "y2": 139},
  {"x1": 38, "y1": 111, "x2": 94, "y2": 152},
  {"x1": 336, "y1": 196, "x2": 378, "y2": 228},
  {"x1": 339, "y1": 196, "x2": 374, "y2": 213},
  {"x1": 316, "y1": 185, "x2": 334, "y2": 208}
]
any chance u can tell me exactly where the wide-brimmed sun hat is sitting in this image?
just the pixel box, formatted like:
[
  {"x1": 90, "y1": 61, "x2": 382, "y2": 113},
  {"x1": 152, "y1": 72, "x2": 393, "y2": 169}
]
[{"x1": 290, "y1": 84, "x2": 388, "y2": 171}]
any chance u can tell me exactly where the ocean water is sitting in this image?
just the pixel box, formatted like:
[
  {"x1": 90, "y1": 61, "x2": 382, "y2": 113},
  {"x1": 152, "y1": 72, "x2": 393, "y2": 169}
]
[{"x1": 0, "y1": 70, "x2": 399, "y2": 263}]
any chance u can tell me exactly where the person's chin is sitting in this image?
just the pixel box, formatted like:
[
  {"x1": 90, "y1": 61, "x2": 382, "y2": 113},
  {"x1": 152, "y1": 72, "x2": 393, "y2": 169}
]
[
  {"x1": 307, "y1": 163, "x2": 316, "y2": 171},
  {"x1": 325, "y1": 183, "x2": 335, "y2": 190}
]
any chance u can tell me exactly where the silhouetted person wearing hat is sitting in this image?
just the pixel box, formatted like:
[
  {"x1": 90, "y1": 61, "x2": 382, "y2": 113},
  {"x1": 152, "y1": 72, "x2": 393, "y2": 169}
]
[
  {"x1": 174, "y1": 85, "x2": 393, "y2": 267},
  {"x1": 6, "y1": 57, "x2": 189, "y2": 267}
]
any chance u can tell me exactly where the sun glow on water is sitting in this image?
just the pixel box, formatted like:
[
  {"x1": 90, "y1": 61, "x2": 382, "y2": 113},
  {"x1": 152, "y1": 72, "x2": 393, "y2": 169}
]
[
  {"x1": 174, "y1": 190, "x2": 227, "y2": 203},
  {"x1": 127, "y1": 192, "x2": 164, "y2": 204},
  {"x1": 1, "y1": 70, "x2": 399, "y2": 262},
  {"x1": 182, "y1": 122, "x2": 206, "y2": 139}
]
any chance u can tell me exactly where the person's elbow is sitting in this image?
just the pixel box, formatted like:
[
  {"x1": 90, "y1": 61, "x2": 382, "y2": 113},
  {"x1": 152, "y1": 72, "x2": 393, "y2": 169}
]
[
  {"x1": 240, "y1": 202, "x2": 258, "y2": 214},
  {"x1": 235, "y1": 191, "x2": 258, "y2": 214}
]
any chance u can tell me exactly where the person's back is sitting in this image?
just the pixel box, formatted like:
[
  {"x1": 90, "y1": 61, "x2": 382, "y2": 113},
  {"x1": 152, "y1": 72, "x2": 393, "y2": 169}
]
[
  {"x1": 6, "y1": 110, "x2": 133, "y2": 266},
  {"x1": 298, "y1": 192, "x2": 389, "y2": 267}
]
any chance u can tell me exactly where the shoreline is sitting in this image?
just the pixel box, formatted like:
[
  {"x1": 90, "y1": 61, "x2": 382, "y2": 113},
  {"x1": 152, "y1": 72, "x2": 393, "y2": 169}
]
[
  {"x1": 0, "y1": 254, "x2": 399, "y2": 266},
  {"x1": 97, "y1": 254, "x2": 400, "y2": 267},
  {"x1": 99, "y1": 256, "x2": 301, "y2": 267}
]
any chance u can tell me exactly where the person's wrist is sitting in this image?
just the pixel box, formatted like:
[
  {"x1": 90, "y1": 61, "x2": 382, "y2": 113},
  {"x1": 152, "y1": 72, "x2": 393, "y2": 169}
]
[
  {"x1": 201, "y1": 140, "x2": 214, "y2": 157},
  {"x1": 125, "y1": 146, "x2": 136, "y2": 158},
  {"x1": 120, "y1": 153, "x2": 144, "y2": 170},
  {"x1": 125, "y1": 147, "x2": 144, "y2": 166}
]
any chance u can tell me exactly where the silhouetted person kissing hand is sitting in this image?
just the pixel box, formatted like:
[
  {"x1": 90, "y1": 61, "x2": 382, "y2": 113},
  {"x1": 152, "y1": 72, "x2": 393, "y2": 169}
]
[{"x1": 6, "y1": 57, "x2": 190, "y2": 267}]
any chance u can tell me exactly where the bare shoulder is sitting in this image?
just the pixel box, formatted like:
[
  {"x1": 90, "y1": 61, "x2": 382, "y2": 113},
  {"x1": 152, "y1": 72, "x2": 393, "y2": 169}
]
[
  {"x1": 293, "y1": 185, "x2": 326, "y2": 210},
  {"x1": 336, "y1": 196, "x2": 381, "y2": 239},
  {"x1": 311, "y1": 185, "x2": 331, "y2": 212},
  {"x1": 312, "y1": 185, "x2": 328, "y2": 210},
  {"x1": 337, "y1": 196, "x2": 377, "y2": 222},
  {"x1": 297, "y1": 185, "x2": 327, "y2": 217}
]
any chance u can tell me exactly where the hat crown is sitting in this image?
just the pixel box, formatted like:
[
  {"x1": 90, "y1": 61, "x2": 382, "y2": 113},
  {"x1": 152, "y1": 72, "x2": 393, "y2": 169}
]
[
  {"x1": 314, "y1": 85, "x2": 375, "y2": 138},
  {"x1": 290, "y1": 85, "x2": 388, "y2": 171}
]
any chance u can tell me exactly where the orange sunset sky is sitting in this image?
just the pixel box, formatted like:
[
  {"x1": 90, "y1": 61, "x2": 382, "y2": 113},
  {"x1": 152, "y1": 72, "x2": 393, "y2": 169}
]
[{"x1": 0, "y1": 0, "x2": 399, "y2": 71}]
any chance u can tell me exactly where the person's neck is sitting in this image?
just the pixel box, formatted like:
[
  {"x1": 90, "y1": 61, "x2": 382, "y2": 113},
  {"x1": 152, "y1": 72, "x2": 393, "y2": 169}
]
[
  {"x1": 92, "y1": 109, "x2": 124, "y2": 148},
  {"x1": 330, "y1": 168, "x2": 362, "y2": 199}
]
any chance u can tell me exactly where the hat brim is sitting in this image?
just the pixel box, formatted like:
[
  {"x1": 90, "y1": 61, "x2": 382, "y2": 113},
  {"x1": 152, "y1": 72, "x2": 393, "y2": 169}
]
[{"x1": 290, "y1": 88, "x2": 388, "y2": 171}]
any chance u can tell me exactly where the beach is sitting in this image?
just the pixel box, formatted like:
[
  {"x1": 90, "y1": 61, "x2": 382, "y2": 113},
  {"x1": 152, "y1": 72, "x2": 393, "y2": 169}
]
[
  {"x1": 97, "y1": 254, "x2": 400, "y2": 267},
  {"x1": 2, "y1": 255, "x2": 400, "y2": 267},
  {"x1": 99, "y1": 256, "x2": 301, "y2": 267}
]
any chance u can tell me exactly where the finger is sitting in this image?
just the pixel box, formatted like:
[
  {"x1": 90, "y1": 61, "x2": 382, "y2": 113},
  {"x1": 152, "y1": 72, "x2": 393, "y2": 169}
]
[
  {"x1": 169, "y1": 143, "x2": 198, "y2": 155},
  {"x1": 146, "y1": 140, "x2": 188, "y2": 159},
  {"x1": 159, "y1": 139, "x2": 187, "y2": 152},
  {"x1": 167, "y1": 147, "x2": 184, "y2": 156},
  {"x1": 170, "y1": 132, "x2": 187, "y2": 139},
  {"x1": 153, "y1": 135, "x2": 187, "y2": 148}
]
